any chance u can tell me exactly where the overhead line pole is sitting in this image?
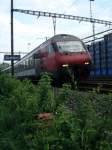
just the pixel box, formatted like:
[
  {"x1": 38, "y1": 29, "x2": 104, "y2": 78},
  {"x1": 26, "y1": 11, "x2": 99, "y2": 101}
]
[
  {"x1": 11, "y1": 0, "x2": 14, "y2": 76},
  {"x1": 89, "y1": 0, "x2": 95, "y2": 42}
]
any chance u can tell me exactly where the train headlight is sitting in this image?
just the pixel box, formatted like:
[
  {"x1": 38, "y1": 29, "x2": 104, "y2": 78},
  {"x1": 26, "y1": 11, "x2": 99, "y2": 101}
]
[
  {"x1": 84, "y1": 62, "x2": 89, "y2": 65},
  {"x1": 62, "y1": 64, "x2": 69, "y2": 67}
]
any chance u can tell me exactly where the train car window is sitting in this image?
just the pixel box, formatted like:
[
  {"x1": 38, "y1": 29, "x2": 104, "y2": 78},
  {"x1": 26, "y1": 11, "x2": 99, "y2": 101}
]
[
  {"x1": 48, "y1": 44, "x2": 54, "y2": 53},
  {"x1": 27, "y1": 59, "x2": 30, "y2": 68},
  {"x1": 45, "y1": 45, "x2": 52, "y2": 54},
  {"x1": 25, "y1": 60, "x2": 28, "y2": 68},
  {"x1": 30, "y1": 58, "x2": 33, "y2": 67},
  {"x1": 33, "y1": 54, "x2": 37, "y2": 59},
  {"x1": 30, "y1": 57, "x2": 33, "y2": 67},
  {"x1": 33, "y1": 53, "x2": 40, "y2": 59},
  {"x1": 46, "y1": 45, "x2": 49, "y2": 53},
  {"x1": 52, "y1": 43, "x2": 58, "y2": 52},
  {"x1": 28, "y1": 59, "x2": 31, "y2": 68},
  {"x1": 20, "y1": 63, "x2": 23, "y2": 71},
  {"x1": 33, "y1": 53, "x2": 40, "y2": 66},
  {"x1": 20, "y1": 62, "x2": 23, "y2": 71},
  {"x1": 33, "y1": 50, "x2": 43, "y2": 59},
  {"x1": 23, "y1": 61, "x2": 25, "y2": 68},
  {"x1": 40, "y1": 46, "x2": 48, "y2": 57},
  {"x1": 42, "y1": 46, "x2": 46, "y2": 53},
  {"x1": 56, "y1": 41, "x2": 85, "y2": 52}
]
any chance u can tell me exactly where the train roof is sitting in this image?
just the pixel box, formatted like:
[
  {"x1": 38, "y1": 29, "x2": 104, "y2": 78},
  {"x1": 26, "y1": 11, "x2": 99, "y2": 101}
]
[
  {"x1": 50, "y1": 34, "x2": 81, "y2": 41},
  {"x1": 15, "y1": 34, "x2": 82, "y2": 64}
]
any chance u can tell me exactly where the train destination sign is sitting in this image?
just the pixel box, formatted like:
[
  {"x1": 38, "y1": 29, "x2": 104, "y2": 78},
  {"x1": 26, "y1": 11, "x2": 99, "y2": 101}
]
[{"x1": 4, "y1": 55, "x2": 21, "y2": 61}]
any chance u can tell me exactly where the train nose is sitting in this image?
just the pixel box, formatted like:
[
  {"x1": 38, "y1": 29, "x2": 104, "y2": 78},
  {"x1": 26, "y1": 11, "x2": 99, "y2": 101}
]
[{"x1": 56, "y1": 53, "x2": 91, "y2": 66}]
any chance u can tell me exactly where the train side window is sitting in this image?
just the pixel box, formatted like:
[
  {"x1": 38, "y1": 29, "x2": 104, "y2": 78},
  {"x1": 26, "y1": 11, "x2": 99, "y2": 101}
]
[
  {"x1": 25, "y1": 60, "x2": 28, "y2": 68},
  {"x1": 49, "y1": 44, "x2": 54, "y2": 53},
  {"x1": 28, "y1": 57, "x2": 32, "y2": 67},
  {"x1": 45, "y1": 45, "x2": 49, "y2": 53},
  {"x1": 33, "y1": 53, "x2": 39, "y2": 59},
  {"x1": 33, "y1": 50, "x2": 42, "y2": 59},
  {"x1": 23, "y1": 61, "x2": 25, "y2": 68},
  {"x1": 25, "y1": 61, "x2": 26, "y2": 68},
  {"x1": 33, "y1": 52, "x2": 40, "y2": 66},
  {"x1": 46, "y1": 44, "x2": 53, "y2": 54},
  {"x1": 52, "y1": 43, "x2": 58, "y2": 52},
  {"x1": 30, "y1": 57, "x2": 33, "y2": 67},
  {"x1": 29, "y1": 57, "x2": 33, "y2": 67},
  {"x1": 21, "y1": 62, "x2": 23, "y2": 71}
]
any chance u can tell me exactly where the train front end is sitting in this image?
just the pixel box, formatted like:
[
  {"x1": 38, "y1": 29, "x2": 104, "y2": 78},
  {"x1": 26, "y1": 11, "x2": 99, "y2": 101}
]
[{"x1": 53, "y1": 35, "x2": 92, "y2": 80}]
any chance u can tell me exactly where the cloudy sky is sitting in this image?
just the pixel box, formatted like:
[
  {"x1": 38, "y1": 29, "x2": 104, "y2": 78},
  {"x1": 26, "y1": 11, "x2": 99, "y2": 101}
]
[{"x1": 0, "y1": 0, "x2": 112, "y2": 62}]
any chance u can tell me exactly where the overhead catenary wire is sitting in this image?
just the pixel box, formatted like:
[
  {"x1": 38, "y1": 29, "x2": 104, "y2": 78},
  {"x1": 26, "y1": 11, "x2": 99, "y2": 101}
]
[
  {"x1": 84, "y1": 36, "x2": 104, "y2": 43},
  {"x1": 13, "y1": 9, "x2": 112, "y2": 26},
  {"x1": 82, "y1": 28, "x2": 112, "y2": 40},
  {"x1": 0, "y1": 51, "x2": 27, "y2": 54}
]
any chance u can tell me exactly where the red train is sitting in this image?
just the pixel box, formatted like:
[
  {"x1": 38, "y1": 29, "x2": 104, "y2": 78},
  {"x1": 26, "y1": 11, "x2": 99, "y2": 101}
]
[{"x1": 3, "y1": 34, "x2": 92, "y2": 81}]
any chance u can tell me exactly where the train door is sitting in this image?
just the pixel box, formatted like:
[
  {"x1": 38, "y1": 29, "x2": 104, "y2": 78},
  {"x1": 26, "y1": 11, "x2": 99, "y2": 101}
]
[
  {"x1": 43, "y1": 44, "x2": 57, "y2": 71},
  {"x1": 33, "y1": 50, "x2": 43, "y2": 75}
]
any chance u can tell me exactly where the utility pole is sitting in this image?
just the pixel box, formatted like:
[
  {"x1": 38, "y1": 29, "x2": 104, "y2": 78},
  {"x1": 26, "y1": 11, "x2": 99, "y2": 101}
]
[
  {"x1": 11, "y1": 0, "x2": 14, "y2": 76},
  {"x1": 52, "y1": 17, "x2": 56, "y2": 35},
  {"x1": 89, "y1": 0, "x2": 96, "y2": 75},
  {"x1": 89, "y1": 0, "x2": 95, "y2": 41}
]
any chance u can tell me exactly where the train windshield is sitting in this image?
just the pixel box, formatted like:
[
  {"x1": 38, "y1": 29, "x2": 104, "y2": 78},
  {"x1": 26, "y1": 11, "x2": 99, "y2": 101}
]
[{"x1": 56, "y1": 41, "x2": 85, "y2": 52}]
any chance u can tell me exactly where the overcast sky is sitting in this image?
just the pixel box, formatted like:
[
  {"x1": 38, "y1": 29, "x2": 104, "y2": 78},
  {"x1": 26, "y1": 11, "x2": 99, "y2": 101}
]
[{"x1": 0, "y1": 0, "x2": 112, "y2": 63}]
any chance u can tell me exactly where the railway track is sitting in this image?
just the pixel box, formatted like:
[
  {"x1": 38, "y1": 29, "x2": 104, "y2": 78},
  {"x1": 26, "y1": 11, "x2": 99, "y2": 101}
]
[
  {"x1": 78, "y1": 77, "x2": 112, "y2": 93},
  {"x1": 31, "y1": 75, "x2": 112, "y2": 93}
]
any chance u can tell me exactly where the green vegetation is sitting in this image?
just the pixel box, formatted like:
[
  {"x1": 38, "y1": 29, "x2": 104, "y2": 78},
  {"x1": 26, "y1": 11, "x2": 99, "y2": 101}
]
[{"x1": 0, "y1": 74, "x2": 112, "y2": 149}]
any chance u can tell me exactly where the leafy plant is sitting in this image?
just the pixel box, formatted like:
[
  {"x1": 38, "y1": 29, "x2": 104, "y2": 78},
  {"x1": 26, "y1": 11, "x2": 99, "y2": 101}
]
[{"x1": 0, "y1": 74, "x2": 112, "y2": 149}]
